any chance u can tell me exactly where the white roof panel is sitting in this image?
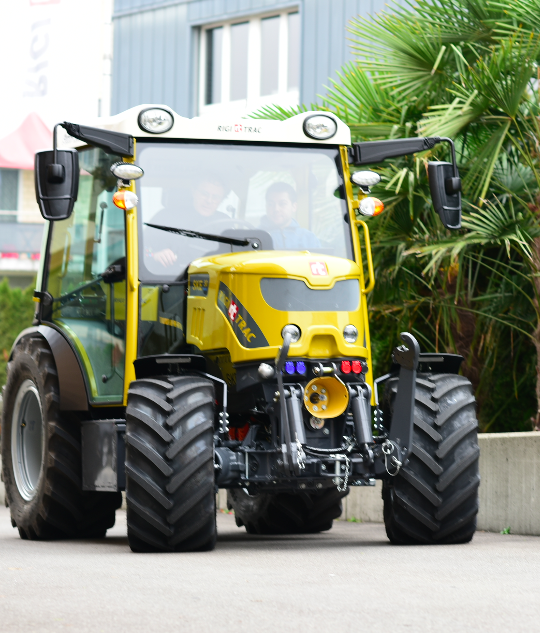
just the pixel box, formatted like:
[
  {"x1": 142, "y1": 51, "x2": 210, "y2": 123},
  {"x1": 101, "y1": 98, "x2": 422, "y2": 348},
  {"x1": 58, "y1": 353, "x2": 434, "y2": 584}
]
[{"x1": 58, "y1": 105, "x2": 351, "y2": 149}]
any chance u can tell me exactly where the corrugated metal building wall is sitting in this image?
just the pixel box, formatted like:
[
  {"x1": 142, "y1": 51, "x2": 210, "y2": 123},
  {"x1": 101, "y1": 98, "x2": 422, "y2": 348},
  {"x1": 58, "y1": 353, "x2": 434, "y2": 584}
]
[{"x1": 111, "y1": 0, "x2": 388, "y2": 117}]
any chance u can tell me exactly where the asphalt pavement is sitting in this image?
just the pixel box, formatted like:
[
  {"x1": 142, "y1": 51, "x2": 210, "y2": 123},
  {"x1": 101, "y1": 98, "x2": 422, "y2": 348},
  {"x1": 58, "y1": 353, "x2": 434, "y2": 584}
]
[{"x1": 0, "y1": 506, "x2": 538, "y2": 633}]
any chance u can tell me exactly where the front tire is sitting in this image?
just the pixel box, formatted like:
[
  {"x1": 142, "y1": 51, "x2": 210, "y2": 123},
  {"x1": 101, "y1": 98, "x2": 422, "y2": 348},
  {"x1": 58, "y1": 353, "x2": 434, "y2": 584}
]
[
  {"x1": 228, "y1": 487, "x2": 347, "y2": 535},
  {"x1": 125, "y1": 375, "x2": 217, "y2": 552},
  {"x1": 382, "y1": 372, "x2": 480, "y2": 544},
  {"x1": 1, "y1": 334, "x2": 121, "y2": 539}
]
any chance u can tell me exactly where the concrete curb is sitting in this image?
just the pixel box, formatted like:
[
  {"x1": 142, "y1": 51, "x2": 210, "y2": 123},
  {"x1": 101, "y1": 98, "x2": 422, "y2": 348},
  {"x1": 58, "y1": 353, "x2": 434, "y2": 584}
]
[
  {"x1": 2, "y1": 433, "x2": 539, "y2": 536},
  {"x1": 337, "y1": 432, "x2": 540, "y2": 536},
  {"x1": 476, "y1": 432, "x2": 540, "y2": 535}
]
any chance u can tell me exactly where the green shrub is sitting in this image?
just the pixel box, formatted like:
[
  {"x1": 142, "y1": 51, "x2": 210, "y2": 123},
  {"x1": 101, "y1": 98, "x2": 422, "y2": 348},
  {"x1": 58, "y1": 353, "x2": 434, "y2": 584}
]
[{"x1": 0, "y1": 278, "x2": 35, "y2": 387}]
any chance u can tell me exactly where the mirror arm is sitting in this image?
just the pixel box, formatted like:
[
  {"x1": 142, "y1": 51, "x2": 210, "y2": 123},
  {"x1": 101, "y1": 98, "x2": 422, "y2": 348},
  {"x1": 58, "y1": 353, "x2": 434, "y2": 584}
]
[
  {"x1": 46, "y1": 123, "x2": 67, "y2": 184},
  {"x1": 439, "y1": 137, "x2": 458, "y2": 177},
  {"x1": 53, "y1": 123, "x2": 60, "y2": 164}
]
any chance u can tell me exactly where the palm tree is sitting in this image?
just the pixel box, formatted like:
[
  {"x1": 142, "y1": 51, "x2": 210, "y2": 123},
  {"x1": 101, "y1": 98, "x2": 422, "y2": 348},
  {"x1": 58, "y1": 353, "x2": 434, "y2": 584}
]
[{"x1": 252, "y1": 0, "x2": 540, "y2": 431}]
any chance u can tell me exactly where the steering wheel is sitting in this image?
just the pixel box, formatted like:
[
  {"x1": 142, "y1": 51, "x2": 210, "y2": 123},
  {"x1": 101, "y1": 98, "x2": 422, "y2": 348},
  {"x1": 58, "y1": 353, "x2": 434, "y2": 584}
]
[
  {"x1": 201, "y1": 217, "x2": 254, "y2": 231},
  {"x1": 184, "y1": 217, "x2": 256, "y2": 254}
]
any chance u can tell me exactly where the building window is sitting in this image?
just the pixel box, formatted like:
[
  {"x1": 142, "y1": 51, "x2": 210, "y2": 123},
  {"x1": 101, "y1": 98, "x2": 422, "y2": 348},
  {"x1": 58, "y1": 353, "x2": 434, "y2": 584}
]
[
  {"x1": 0, "y1": 168, "x2": 19, "y2": 222},
  {"x1": 205, "y1": 26, "x2": 223, "y2": 105},
  {"x1": 199, "y1": 10, "x2": 300, "y2": 115},
  {"x1": 261, "y1": 16, "x2": 280, "y2": 96}
]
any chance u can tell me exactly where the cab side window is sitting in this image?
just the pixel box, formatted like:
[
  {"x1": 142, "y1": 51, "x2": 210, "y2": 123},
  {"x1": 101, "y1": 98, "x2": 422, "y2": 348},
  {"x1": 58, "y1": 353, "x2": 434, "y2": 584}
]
[{"x1": 45, "y1": 148, "x2": 127, "y2": 403}]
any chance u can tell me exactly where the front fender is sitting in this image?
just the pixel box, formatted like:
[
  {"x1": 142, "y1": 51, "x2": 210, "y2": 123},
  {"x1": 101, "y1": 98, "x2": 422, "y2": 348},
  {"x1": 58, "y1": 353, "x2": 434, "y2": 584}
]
[{"x1": 11, "y1": 325, "x2": 89, "y2": 411}]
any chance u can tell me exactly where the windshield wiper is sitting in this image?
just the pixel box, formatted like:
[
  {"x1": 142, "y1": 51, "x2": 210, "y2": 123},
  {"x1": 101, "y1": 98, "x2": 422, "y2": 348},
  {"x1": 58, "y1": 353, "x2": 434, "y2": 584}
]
[{"x1": 145, "y1": 222, "x2": 250, "y2": 247}]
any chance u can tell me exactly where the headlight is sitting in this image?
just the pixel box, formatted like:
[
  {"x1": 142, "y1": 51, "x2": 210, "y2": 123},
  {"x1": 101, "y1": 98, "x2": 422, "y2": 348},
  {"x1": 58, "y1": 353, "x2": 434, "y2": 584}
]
[
  {"x1": 138, "y1": 108, "x2": 174, "y2": 134},
  {"x1": 282, "y1": 324, "x2": 301, "y2": 343},
  {"x1": 303, "y1": 115, "x2": 337, "y2": 140},
  {"x1": 343, "y1": 325, "x2": 358, "y2": 343},
  {"x1": 351, "y1": 170, "x2": 381, "y2": 187},
  {"x1": 110, "y1": 162, "x2": 144, "y2": 181}
]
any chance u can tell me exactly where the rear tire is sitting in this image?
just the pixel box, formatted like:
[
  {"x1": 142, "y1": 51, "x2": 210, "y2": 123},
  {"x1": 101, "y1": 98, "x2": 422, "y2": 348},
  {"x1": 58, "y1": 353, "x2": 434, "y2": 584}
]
[
  {"x1": 382, "y1": 372, "x2": 479, "y2": 544},
  {"x1": 228, "y1": 487, "x2": 347, "y2": 535},
  {"x1": 1, "y1": 333, "x2": 121, "y2": 540},
  {"x1": 125, "y1": 375, "x2": 216, "y2": 552}
]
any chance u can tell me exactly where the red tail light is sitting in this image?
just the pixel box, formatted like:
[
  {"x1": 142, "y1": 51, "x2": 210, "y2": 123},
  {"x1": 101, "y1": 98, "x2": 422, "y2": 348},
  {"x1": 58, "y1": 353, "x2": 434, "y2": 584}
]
[
  {"x1": 341, "y1": 360, "x2": 351, "y2": 374},
  {"x1": 351, "y1": 360, "x2": 362, "y2": 374}
]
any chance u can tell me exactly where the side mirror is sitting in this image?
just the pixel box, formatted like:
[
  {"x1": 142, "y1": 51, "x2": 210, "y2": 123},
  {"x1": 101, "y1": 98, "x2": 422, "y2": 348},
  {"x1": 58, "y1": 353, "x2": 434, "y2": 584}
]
[
  {"x1": 428, "y1": 161, "x2": 462, "y2": 229},
  {"x1": 35, "y1": 149, "x2": 79, "y2": 221}
]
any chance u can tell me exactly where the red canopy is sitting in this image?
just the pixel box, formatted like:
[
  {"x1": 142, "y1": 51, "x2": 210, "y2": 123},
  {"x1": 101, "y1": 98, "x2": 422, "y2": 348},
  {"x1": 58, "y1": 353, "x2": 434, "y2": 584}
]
[{"x1": 0, "y1": 112, "x2": 52, "y2": 170}]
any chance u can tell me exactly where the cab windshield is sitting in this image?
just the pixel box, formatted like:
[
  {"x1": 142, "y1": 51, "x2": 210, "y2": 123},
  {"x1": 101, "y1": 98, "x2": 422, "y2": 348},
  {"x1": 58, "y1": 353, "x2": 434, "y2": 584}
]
[{"x1": 136, "y1": 141, "x2": 352, "y2": 281}]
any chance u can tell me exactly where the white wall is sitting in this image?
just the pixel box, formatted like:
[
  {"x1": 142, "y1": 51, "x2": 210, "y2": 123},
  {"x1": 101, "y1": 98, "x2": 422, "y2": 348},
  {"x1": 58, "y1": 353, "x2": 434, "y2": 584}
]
[{"x1": 0, "y1": 0, "x2": 114, "y2": 140}]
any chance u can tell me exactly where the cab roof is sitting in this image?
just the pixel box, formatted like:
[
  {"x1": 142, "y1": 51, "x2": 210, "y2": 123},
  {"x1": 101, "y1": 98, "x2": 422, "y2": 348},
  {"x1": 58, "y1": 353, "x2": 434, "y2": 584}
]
[{"x1": 58, "y1": 104, "x2": 351, "y2": 149}]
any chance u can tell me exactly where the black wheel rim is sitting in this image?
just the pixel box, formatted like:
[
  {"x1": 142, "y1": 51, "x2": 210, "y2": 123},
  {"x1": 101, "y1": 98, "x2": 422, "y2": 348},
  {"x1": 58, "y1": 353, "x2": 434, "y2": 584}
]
[{"x1": 11, "y1": 379, "x2": 44, "y2": 501}]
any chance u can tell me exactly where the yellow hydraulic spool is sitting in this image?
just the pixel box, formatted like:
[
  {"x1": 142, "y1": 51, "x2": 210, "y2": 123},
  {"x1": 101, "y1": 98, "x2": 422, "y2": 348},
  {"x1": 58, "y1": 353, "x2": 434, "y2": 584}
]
[{"x1": 303, "y1": 376, "x2": 349, "y2": 419}]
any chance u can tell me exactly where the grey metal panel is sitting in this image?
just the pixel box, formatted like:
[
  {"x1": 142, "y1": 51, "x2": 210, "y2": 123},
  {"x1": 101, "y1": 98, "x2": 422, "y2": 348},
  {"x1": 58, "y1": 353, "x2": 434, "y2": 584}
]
[
  {"x1": 342, "y1": 0, "x2": 358, "y2": 67},
  {"x1": 300, "y1": 0, "x2": 316, "y2": 105},
  {"x1": 315, "y1": 0, "x2": 331, "y2": 99},
  {"x1": 112, "y1": 0, "x2": 394, "y2": 116},
  {"x1": 173, "y1": 4, "x2": 191, "y2": 116},
  {"x1": 114, "y1": 0, "x2": 166, "y2": 11},
  {"x1": 164, "y1": 5, "x2": 182, "y2": 109},
  {"x1": 81, "y1": 421, "x2": 121, "y2": 491},
  {"x1": 300, "y1": 0, "x2": 374, "y2": 106},
  {"x1": 328, "y1": 0, "x2": 345, "y2": 93},
  {"x1": 130, "y1": 12, "x2": 144, "y2": 106},
  {"x1": 186, "y1": 0, "x2": 298, "y2": 23},
  {"x1": 151, "y1": 6, "x2": 166, "y2": 99},
  {"x1": 37, "y1": 325, "x2": 89, "y2": 411},
  {"x1": 112, "y1": 3, "x2": 190, "y2": 116}
]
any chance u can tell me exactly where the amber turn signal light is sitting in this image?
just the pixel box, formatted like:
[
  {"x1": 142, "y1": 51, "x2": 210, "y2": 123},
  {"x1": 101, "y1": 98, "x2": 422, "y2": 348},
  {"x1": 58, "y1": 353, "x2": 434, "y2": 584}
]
[
  {"x1": 113, "y1": 190, "x2": 138, "y2": 211},
  {"x1": 358, "y1": 197, "x2": 384, "y2": 217}
]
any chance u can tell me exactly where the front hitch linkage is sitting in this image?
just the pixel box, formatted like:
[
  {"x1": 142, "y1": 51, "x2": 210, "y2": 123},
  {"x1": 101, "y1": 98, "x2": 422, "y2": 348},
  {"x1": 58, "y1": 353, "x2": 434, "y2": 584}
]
[{"x1": 384, "y1": 332, "x2": 420, "y2": 474}]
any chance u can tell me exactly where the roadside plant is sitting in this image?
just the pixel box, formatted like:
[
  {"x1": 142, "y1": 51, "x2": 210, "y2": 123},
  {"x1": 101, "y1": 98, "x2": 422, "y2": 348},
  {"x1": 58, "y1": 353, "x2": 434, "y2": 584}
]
[{"x1": 252, "y1": 0, "x2": 540, "y2": 431}]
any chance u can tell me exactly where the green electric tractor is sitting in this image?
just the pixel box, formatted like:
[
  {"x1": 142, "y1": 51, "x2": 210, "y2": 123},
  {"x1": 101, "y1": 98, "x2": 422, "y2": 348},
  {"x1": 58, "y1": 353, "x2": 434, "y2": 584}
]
[{"x1": 1, "y1": 106, "x2": 479, "y2": 551}]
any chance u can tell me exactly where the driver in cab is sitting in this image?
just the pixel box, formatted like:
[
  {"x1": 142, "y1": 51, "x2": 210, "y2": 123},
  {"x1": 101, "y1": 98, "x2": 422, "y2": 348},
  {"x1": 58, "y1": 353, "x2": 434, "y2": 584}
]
[{"x1": 146, "y1": 176, "x2": 229, "y2": 268}]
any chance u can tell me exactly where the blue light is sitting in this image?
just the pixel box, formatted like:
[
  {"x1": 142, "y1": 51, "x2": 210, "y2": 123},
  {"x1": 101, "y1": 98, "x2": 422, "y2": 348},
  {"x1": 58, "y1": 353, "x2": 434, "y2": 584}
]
[
  {"x1": 295, "y1": 361, "x2": 307, "y2": 375},
  {"x1": 284, "y1": 361, "x2": 295, "y2": 375}
]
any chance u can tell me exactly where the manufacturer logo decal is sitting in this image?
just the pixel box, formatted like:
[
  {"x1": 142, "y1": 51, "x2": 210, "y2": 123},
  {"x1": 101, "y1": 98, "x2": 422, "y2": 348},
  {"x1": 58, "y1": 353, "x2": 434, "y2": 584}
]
[
  {"x1": 217, "y1": 282, "x2": 269, "y2": 348},
  {"x1": 189, "y1": 274, "x2": 210, "y2": 297},
  {"x1": 228, "y1": 301, "x2": 239, "y2": 321},
  {"x1": 310, "y1": 261, "x2": 328, "y2": 276},
  {"x1": 216, "y1": 124, "x2": 262, "y2": 134}
]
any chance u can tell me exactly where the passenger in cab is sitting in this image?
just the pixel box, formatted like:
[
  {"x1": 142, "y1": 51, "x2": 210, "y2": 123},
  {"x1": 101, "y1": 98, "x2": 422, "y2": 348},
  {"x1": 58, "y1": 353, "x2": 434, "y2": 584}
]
[{"x1": 259, "y1": 182, "x2": 320, "y2": 250}]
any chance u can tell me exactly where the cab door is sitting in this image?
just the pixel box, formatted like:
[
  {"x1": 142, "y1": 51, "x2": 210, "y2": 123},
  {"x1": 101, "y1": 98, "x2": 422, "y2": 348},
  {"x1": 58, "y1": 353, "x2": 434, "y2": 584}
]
[{"x1": 43, "y1": 147, "x2": 127, "y2": 404}]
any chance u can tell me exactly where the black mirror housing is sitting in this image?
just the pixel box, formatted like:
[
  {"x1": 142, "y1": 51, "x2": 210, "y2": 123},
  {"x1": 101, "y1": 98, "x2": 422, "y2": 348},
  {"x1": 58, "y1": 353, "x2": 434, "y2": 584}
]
[
  {"x1": 428, "y1": 161, "x2": 462, "y2": 230},
  {"x1": 35, "y1": 149, "x2": 79, "y2": 221}
]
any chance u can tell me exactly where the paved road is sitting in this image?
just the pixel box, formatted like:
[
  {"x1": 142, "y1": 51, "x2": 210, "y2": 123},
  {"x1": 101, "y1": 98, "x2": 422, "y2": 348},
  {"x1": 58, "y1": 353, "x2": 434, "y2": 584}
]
[{"x1": 0, "y1": 506, "x2": 538, "y2": 633}]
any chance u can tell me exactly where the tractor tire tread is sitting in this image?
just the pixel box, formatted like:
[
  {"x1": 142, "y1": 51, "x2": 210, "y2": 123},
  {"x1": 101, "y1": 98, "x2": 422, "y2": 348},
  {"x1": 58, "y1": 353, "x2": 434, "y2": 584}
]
[
  {"x1": 126, "y1": 375, "x2": 217, "y2": 553},
  {"x1": 1, "y1": 334, "x2": 120, "y2": 540},
  {"x1": 382, "y1": 372, "x2": 479, "y2": 545}
]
